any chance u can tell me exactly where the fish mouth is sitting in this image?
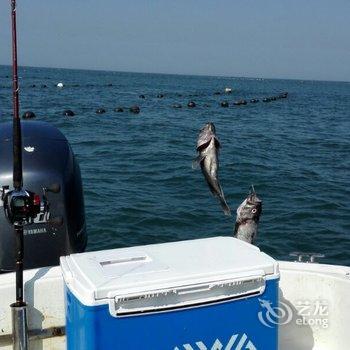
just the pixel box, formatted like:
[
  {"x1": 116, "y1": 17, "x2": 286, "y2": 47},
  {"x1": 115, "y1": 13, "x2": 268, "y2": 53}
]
[
  {"x1": 246, "y1": 190, "x2": 262, "y2": 209},
  {"x1": 247, "y1": 185, "x2": 261, "y2": 205},
  {"x1": 247, "y1": 193, "x2": 262, "y2": 206},
  {"x1": 204, "y1": 122, "x2": 216, "y2": 133}
]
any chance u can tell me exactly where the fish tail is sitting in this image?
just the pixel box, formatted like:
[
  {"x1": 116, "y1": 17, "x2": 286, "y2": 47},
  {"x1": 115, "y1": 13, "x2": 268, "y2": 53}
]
[
  {"x1": 216, "y1": 182, "x2": 231, "y2": 216},
  {"x1": 206, "y1": 177, "x2": 231, "y2": 216},
  {"x1": 219, "y1": 195, "x2": 231, "y2": 216}
]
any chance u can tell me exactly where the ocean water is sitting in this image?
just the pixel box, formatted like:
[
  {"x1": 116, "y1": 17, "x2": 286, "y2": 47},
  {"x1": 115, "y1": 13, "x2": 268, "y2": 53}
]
[{"x1": 0, "y1": 65, "x2": 349, "y2": 265}]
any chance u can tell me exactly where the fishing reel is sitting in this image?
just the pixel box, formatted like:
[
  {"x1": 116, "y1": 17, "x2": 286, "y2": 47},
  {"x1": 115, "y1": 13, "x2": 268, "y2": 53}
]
[{"x1": 1, "y1": 184, "x2": 60, "y2": 226}]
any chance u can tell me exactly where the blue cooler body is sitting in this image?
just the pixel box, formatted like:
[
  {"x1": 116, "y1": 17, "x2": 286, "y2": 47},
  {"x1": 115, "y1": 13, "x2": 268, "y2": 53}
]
[{"x1": 60, "y1": 237, "x2": 279, "y2": 350}]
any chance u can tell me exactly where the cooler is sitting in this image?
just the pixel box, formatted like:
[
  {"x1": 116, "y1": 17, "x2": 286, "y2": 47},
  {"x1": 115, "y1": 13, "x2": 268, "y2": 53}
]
[{"x1": 60, "y1": 236, "x2": 280, "y2": 349}]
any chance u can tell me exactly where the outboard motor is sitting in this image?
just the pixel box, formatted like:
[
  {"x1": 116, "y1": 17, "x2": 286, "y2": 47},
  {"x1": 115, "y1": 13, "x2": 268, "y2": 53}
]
[{"x1": 0, "y1": 121, "x2": 87, "y2": 272}]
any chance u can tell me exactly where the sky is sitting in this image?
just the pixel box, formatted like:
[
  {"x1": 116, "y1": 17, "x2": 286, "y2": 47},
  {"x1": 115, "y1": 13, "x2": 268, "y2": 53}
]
[{"x1": 0, "y1": 0, "x2": 349, "y2": 81}]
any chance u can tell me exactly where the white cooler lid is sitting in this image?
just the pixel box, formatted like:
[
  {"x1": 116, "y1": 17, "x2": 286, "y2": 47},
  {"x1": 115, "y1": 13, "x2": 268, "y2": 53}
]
[{"x1": 60, "y1": 237, "x2": 279, "y2": 307}]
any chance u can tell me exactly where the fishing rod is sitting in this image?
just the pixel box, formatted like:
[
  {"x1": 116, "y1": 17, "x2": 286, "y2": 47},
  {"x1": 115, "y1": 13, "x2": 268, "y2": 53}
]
[
  {"x1": 4, "y1": 3, "x2": 60, "y2": 348},
  {"x1": 2, "y1": 1, "x2": 32, "y2": 348},
  {"x1": 11, "y1": 0, "x2": 22, "y2": 192},
  {"x1": 8, "y1": 0, "x2": 29, "y2": 346}
]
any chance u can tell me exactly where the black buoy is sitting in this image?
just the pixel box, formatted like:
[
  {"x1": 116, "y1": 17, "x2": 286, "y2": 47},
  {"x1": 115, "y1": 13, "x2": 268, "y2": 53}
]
[
  {"x1": 220, "y1": 101, "x2": 229, "y2": 108},
  {"x1": 63, "y1": 110, "x2": 75, "y2": 117},
  {"x1": 262, "y1": 97, "x2": 271, "y2": 102},
  {"x1": 96, "y1": 108, "x2": 106, "y2": 114},
  {"x1": 157, "y1": 94, "x2": 164, "y2": 98},
  {"x1": 139, "y1": 94, "x2": 146, "y2": 99},
  {"x1": 22, "y1": 111, "x2": 36, "y2": 119},
  {"x1": 214, "y1": 91, "x2": 221, "y2": 95},
  {"x1": 115, "y1": 107, "x2": 124, "y2": 113},
  {"x1": 279, "y1": 92, "x2": 288, "y2": 98},
  {"x1": 31, "y1": 84, "x2": 36, "y2": 88},
  {"x1": 187, "y1": 101, "x2": 196, "y2": 108},
  {"x1": 41, "y1": 84, "x2": 47, "y2": 88},
  {"x1": 172, "y1": 103, "x2": 182, "y2": 109},
  {"x1": 129, "y1": 105, "x2": 140, "y2": 114},
  {"x1": 250, "y1": 99, "x2": 259, "y2": 103}
]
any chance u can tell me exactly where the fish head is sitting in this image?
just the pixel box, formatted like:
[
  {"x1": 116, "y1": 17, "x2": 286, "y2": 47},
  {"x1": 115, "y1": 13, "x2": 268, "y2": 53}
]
[
  {"x1": 197, "y1": 122, "x2": 218, "y2": 150},
  {"x1": 236, "y1": 189, "x2": 262, "y2": 223}
]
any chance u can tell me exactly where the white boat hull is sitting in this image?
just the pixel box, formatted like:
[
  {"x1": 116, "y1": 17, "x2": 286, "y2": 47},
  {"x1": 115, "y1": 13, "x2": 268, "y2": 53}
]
[{"x1": 0, "y1": 261, "x2": 349, "y2": 349}]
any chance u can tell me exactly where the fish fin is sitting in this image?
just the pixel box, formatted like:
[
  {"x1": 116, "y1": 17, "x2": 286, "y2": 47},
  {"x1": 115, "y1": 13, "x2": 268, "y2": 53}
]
[
  {"x1": 196, "y1": 139, "x2": 211, "y2": 152},
  {"x1": 192, "y1": 155, "x2": 205, "y2": 170}
]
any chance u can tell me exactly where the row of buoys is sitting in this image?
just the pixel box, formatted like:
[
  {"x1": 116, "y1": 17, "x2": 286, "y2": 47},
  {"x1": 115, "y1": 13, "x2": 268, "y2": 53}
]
[
  {"x1": 2, "y1": 81, "x2": 289, "y2": 103},
  {"x1": 20, "y1": 92, "x2": 288, "y2": 118},
  {"x1": 65, "y1": 105, "x2": 141, "y2": 115},
  {"x1": 223, "y1": 92, "x2": 288, "y2": 107},
  {"x1": 22, "y1": 105, "x2": 142, "y2": 119},
  {"x1": 0, "y1": 83, "x2": 114, "y2": 89},
  {"x1": 2, "y1": 82, "x2": 236, "y2": 98},
  {"x1": 262, "y1": 92, "x2": 288, "y2": 102}
]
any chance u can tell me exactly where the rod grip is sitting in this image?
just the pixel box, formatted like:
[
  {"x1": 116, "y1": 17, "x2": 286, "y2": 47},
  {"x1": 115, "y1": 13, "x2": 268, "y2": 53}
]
[{"x1": 11, "y1": 303, "x2": 28, "y2": 350}]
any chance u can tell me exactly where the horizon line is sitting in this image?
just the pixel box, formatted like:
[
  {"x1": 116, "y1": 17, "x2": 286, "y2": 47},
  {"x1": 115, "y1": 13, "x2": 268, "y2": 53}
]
[{"x1": 0, "y1": 63, "x2": 349, "y2": 84}]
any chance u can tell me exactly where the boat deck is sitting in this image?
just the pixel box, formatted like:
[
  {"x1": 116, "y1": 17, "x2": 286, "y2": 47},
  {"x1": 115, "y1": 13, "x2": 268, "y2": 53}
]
[{"x1": 0, "y1": 261, "x2": 349, "y2": 349}]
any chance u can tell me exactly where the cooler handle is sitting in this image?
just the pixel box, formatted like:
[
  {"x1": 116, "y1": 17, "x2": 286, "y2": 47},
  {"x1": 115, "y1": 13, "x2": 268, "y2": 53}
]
[{"x1": 108, "y1": 274, "x2": 266, "y2": 317}]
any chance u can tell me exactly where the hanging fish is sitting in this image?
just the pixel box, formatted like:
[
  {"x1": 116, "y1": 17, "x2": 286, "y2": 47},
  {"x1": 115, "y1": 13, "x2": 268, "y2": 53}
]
[
  {"x1": 193, "y1": 122, "x2": 231, "y2": 216},
  {"x1": 234, "y1": 186, "x2": 262, "y2": 244}
]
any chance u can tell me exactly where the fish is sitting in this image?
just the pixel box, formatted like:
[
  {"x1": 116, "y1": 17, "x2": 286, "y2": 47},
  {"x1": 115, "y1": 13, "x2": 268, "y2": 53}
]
[
  {"x1": 193, "y1": 122, "x2": 231, "y2": 216},
  {"x1": 234, "y1": 186, "x2": 262, "y2": 244}
]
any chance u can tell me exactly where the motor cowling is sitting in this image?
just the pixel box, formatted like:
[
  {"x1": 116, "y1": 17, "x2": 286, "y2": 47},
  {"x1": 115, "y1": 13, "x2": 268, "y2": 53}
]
[{"x1": 0, "y1": 121, "x2": 87, "y2": 271}]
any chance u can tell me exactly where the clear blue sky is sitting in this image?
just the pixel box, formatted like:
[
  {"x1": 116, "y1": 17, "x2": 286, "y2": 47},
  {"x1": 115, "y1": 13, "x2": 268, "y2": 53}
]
[{"x1": 0, "y1": 0, "x2": 349, "y2": 81}]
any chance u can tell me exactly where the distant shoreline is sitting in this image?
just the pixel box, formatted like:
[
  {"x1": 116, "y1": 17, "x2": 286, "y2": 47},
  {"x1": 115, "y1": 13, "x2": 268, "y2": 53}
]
[{"x1": 0, "y1": 64, "x2": 349, "y2": 84}]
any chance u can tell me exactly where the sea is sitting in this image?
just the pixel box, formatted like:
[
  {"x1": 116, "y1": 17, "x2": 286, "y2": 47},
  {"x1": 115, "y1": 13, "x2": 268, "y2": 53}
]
[{"x1": 0, "y1": 65, "x2": 349, "y2": 266}]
